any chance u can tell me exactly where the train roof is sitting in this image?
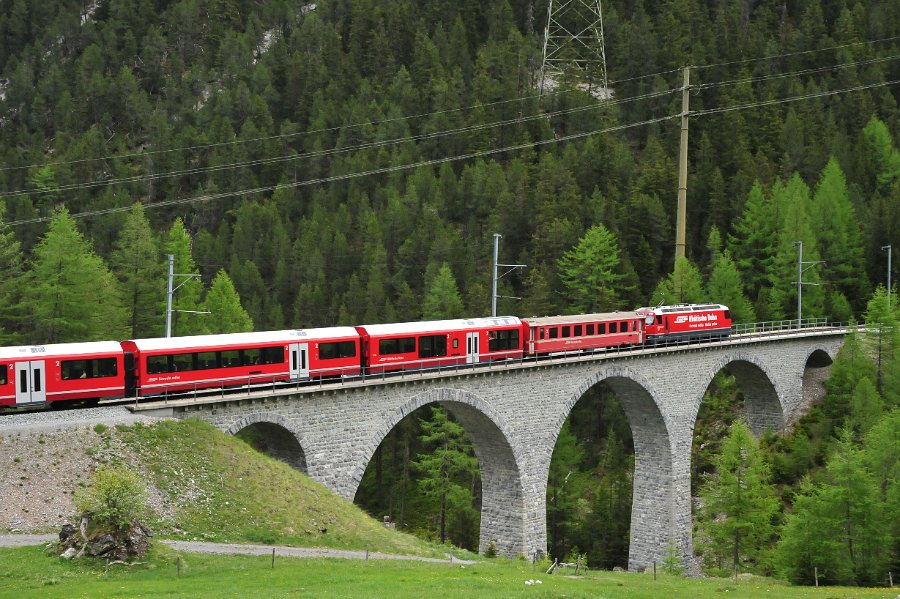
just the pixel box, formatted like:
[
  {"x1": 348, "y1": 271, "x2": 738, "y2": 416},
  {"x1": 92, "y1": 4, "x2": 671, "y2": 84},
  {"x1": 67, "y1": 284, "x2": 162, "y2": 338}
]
[
  {"x1": 523, "y1": 312, "x2": 641, "y2": 327},
  {"x1": 636, "y1": 304, "x2": 729, "y2": 314},
  {"x1": 0, "y1": 340, "x2": 123, "y2": 360},
  {"x1": 358, "y1": 316, "x2": 521, "y2": 337},
  {"x1": 127, "y1": 327, "x2": 360, "y2": 351}
]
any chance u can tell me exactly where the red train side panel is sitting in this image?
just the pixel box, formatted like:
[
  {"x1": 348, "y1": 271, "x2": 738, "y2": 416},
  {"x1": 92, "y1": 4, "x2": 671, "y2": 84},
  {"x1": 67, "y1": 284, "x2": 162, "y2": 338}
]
[
  {"x1": 356, "y1": 317, "x2": 523, "y2": 374},
  {"x1": 523, "y1": 312, "x2": 643, "y2": 356},
  {"x1": 637, "y1": 304, "x2": 732, "y2": 343},
  {"x1": 0, "y1": 341, "x2": 126, "y2": 407},
  {"x1": 124, "y1": 327, "x2": 360, "y2": 397}
]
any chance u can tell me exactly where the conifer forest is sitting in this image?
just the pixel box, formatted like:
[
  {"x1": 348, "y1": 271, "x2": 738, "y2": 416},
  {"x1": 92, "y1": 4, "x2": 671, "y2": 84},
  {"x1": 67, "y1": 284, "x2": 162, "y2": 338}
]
[{"x1": 0, "y1": 0, "x2": 898, "y2": 585}]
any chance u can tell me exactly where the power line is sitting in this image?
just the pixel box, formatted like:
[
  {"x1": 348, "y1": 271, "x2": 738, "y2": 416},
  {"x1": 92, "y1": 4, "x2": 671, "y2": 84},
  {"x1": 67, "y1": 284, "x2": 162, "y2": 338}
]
[
  {"x1": 2, "y1": 114, "x2": 681, "y2": 227},
  {"x1": 691, "y1": 79, "x2": 900, "y2": 117},
  {"x1": 694, "y1": 34, "x2": 900, "y2": 71},
  {"x1": 694, "y1": 54, "x2": 900, "y2": 91},
  {"x1": 4, "y1": 77, "x2": 897, "y2": 228},
  {"x1": 0, "y1": 86, "x2": 584, "y2": 174},
  {"x1": 0, "y1": 87, "x2": 679, "y2": 199}
]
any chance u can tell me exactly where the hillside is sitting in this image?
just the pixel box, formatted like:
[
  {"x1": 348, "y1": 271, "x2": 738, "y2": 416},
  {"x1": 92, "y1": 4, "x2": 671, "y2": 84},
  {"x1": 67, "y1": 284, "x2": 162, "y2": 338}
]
[{"x1": 0, "y1": 413, "x2": 439, "y2": 557}]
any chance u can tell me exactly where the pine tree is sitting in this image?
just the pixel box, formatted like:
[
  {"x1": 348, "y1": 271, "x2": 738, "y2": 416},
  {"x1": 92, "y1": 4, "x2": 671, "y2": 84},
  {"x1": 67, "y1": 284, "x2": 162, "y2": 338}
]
[
  {"x1": 697, "y1": 420, "x2": 778, "y2": 575},
  {"x1": 411, "y1": 406, "x2": 478, "y2": 546},
  {"x1": 203, "y1": 269, "x2": 254, "y2": 334},
  {"x1": 26, "y1": 208, "x2": 126, "y2": 343},
  {"x1": 557, "y1": 224, "x2": 622, "y2": 314},
  {"x1": 110, "y1": 203, "x2": 164, "y2": 338},
  {"x1": 422, "y1": 262, "x2": 465, "y2": 320},
  {"x1": 0, "y1": 202, "x2": 25, "y2": 343},
  {"x1": 653, "y1": 257, "x2": 705, "y2": 305},
  {"x1": 778, "y1": 430, "x2": 889, "y2": 585},
  {"x1": 164, "y1": 218, "x2": 205, "y2": 336},
  {"x1": 706, "y1": 252, "x2": 756, "y2": 323},
  {"x1": 810, "y1": 158, "x2": 868, "y2": 314}
]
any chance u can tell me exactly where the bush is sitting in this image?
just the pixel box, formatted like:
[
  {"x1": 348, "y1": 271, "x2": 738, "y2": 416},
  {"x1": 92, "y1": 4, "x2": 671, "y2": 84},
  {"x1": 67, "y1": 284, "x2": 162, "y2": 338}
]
[
  {"x1": 73, "y1": 465, "x2": 149, "y2": 534},
  {"x1": 661, "y1": 539, "x2": 685, "y2": 575}
]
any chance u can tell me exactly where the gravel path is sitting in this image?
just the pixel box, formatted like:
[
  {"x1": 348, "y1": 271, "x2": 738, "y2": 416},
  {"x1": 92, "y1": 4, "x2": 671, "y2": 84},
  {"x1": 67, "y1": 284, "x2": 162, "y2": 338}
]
[
  {"x1": 0, "y1": 405, "x2": 162, "y2": 434},
  {"x1": 0, "y1": 535, "x2": 474, "y2": 564},
  {"x1": 162, "y1": 540, "x2": 473, "y2": 563}
]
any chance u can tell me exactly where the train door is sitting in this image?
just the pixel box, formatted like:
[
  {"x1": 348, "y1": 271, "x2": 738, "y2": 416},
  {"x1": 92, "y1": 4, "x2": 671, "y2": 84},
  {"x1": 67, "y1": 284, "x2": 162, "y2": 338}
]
[
  {"x1": 466, "y1": 332, "x2": 480, "y2": 364},
  {"x1": 289, "y1": 343, "x2": 309, "y2": 380},
  {"x1": 15, "y1": 360, "x2": 46, "y2": 405}
]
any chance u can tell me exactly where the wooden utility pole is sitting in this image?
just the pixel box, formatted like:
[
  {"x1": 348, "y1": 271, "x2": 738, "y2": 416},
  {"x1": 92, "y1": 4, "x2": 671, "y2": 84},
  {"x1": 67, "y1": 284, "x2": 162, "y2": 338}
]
[{"x1": 675, "y1": 66, "x2": 690, "y2": 263}]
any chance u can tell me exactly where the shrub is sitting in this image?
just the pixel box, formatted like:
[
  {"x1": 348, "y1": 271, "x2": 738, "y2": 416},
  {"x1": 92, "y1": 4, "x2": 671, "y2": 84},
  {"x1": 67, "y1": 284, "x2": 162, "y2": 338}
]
[{"x1": 73, "y1": 465, "x2": 149, "y2": 535}]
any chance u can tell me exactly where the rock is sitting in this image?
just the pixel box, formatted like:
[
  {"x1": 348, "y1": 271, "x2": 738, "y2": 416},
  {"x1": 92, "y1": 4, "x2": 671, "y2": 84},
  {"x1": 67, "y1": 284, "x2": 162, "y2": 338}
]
[
  {"x1": 124, "y1": 522, "x2": 153, "y2": 559},
  {"x1": 61, "y1": 547, "x2": 77, "y2": 559},
  {"x1": 59, "y1": 523, "x2": 76, "y2": 543},
  {"x1": 84, "y1": 533, "x2": 117, "y2": 557}
]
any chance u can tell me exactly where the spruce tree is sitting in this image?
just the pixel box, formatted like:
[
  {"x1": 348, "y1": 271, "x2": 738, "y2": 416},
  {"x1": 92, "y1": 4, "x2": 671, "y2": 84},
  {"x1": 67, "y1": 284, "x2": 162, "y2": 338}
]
[
  {"x1": 203, "y1": 269, "x2": 254, "y2": 334},
  {"x1": 557, "y1": 224, "x2": 622, "y2": 314},
  {"x1": 110, "y1": 203, "x2": 164, "y2": 338},
  {"x1": 26, "y1": 208, "x2": 126, "y2": 343},
  {"x1": 697, "y1": 420, "x2": 778, "y2": 575}
]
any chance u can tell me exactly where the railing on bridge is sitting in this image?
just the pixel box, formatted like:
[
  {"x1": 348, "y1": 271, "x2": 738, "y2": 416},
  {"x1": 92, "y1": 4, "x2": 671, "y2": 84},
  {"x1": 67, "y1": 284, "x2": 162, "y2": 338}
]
[{"x1": 136, "y1": 319, "x2": 854, "y2": 407}]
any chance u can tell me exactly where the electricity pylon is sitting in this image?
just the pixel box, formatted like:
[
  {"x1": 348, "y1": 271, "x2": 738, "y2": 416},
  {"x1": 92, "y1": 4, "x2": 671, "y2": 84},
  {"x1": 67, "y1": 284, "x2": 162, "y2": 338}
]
[{"x1": 539, "y1": 0, "x2": 610, "y2": 99}]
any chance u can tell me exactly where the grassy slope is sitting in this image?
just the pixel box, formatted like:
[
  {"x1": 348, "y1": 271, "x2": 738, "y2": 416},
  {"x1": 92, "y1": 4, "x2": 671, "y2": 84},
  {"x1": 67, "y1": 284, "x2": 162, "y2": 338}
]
[
  {"x1": 0, "y1": 545, "x2": 894, "y2": 599},
  {"x1": 102, "y1": 419, "x2": 440, "y2": 557}
]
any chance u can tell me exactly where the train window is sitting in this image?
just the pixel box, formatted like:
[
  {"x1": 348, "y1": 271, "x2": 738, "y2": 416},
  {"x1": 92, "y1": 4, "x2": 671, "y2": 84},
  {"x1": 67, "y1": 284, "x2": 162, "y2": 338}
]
[
  {"x1": 95, "y1": 358, "x2": 117, "y2": 377},
  {"x1": 260, "y1": 346, "x2": 284, "y2": 365},
  {"x1": 609, "y1": 322, "x2": 618, "y2": 334},
  {"x1": 221, "y1": 350, "x2": 241, "y2": 367},
  {"x1": 574, "y1": 325, "x2": 582, "y2": 337},
  {"x1": 453, "y1": 338, "x2": 459, "y2": 349},
  {"x1": 539, "y1": 328, "x2": 545, "y2": 340},
  {"x1": 562, "y1": 326, "x2": 571, "y2": 338},
  {"x1": 598, "y1": 323, "x2": 606, "y2": 334},
  {"x1": 320, "y1": 341, "x2": 357, "y2": 360},
  {"x1": 488, "y1": 329, "x2": 519, "y2": 351},
  {"x1": 62, "y1": 360, "x2": 88, "y2": 380},
  {"x1": 172, "y1": 353, "x2": 193, "y2": 372},
  {"x1": 196, "y1": 352, "x2": 218, "y2": 370},
  {"x1": 418, "y1": 335, "x2": 448, "y2": 358},
  {"x1": 0, "y1": 366, "x2": 6, "y2": 385},
  {"x1": 548, "y1": 328, "x2": 559, "y2": 339},
  {"x1": 19, "y1": 369, "x2": 27, "y2": 392},
  {"x1": 242, "y1": 348, "x2": 261, "y2": 366},
  {"x1": 724, "y1": 310, "x2": 731, "y2": 319},
  {"x1": 379, "y1": 337, "x2": 416, "y2": 355},
  {"x1": 62, "y1": 358, "x2": 118, "y2": 380},
  {"x1": 147, "y1": 355, "x2": 170, "y2": 374},
  {"x1": 586, "y1": 324, "x2": 594, "y2": 335}
]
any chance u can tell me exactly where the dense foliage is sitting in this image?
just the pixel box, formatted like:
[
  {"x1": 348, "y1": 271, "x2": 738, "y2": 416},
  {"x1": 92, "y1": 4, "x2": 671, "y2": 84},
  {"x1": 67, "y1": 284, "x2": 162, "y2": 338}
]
[{"x1": 0, "y1": 0, "x2": 898, "y2": 582}]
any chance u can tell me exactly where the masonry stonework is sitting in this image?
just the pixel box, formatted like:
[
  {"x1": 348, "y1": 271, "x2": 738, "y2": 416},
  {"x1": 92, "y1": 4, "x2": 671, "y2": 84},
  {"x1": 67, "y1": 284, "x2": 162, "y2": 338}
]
[{"x1": 169, "y1": 334, "x2": 843, "y2": 570}]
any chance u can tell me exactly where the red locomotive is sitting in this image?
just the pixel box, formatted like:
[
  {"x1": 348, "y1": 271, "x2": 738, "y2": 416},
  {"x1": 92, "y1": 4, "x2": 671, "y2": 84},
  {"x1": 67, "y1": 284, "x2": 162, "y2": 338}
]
[
  {"x1": 0, "y1": 304, "x2": 732, "y2": 408},
  {"x1": 636, "y1": 304, "x2": 732, "y2": 344}
]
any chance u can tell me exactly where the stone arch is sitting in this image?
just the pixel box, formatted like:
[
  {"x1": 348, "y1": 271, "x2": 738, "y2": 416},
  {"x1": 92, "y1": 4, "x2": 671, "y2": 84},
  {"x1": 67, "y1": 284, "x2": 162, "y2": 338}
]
[
  {"x1": 225, "y1": 412, "x2": 308, "y2": 474},
  {"x1": 554, "y1": 365, "x2": 675, "y2": 572},
  {"x1": 348, "y1": 387, "x2": 532, "y2": 558},
  {"x1": 694, "y1": 352, "x2": 784, "y2": 435}
]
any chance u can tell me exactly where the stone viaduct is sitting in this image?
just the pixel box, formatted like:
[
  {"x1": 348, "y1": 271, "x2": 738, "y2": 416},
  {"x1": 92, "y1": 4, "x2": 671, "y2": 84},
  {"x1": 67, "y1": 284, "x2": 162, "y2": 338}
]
[{"x1": 136, "y1": 330, "x2": 844, "y2": 571}]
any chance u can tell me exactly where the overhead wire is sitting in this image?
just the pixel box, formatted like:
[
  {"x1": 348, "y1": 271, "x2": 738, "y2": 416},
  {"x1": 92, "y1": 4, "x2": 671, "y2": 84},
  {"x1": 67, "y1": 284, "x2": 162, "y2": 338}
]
[
  {"x1": 0, "y1": 86, "x2": 585, "y2": 174},
  {"x1": 693, "y1": 34, "x2": 900, "y2": 71},
  {"x1": 694, "y1": 54, "x2": 900, "y2": 91},
  {"x1": 4, "y1": 75, "x2": 898, "y2": 228},
  {"x1": 2, "y1": 113, "x2": 682, "y2": 227},
  {"x1": 0, "y1": 86, "x2": 680, "y2": 199},
  {"x1": 691, "y1": 79, "x2": 900, "y2": 117}
]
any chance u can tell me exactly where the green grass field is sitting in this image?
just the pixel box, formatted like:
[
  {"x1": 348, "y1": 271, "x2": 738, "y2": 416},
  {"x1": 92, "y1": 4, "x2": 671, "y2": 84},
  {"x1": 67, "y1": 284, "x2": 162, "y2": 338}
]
[{"x1": 0, "y1": 544, "x2": 894, "y2": 599}]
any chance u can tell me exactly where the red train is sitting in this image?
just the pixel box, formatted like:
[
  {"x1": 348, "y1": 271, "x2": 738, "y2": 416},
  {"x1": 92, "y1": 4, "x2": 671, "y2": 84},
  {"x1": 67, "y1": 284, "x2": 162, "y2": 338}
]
[{"x1": 0, "y1": 304, "x2": 731, "y2": 408}]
